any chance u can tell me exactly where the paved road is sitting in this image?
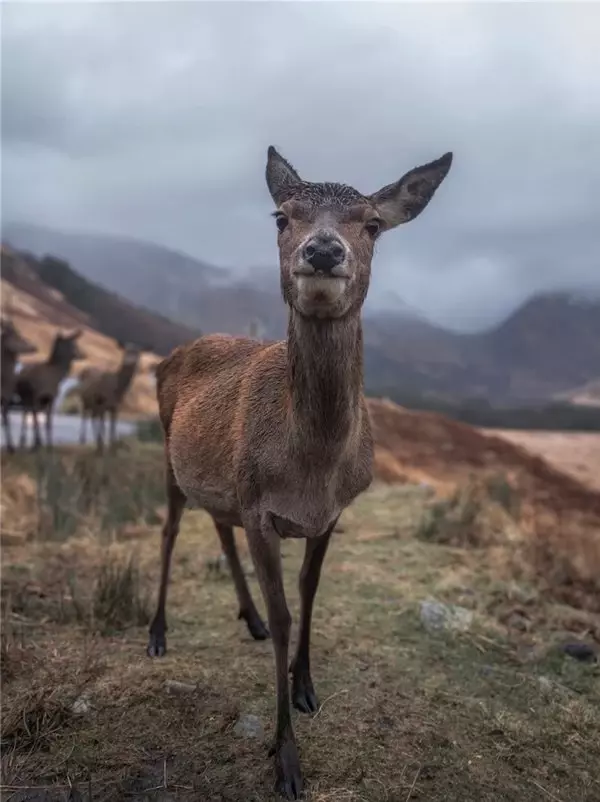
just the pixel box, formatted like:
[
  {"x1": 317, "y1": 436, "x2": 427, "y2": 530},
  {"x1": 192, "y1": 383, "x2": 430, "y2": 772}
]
[{"x1": 1, "y1": 411, "x2": 136, "y2": 450}]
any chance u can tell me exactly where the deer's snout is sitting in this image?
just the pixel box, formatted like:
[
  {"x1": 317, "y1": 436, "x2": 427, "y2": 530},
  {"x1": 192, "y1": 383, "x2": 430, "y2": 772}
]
[{"x1": 302, "y1": 234, "x2": 346, "y2": 274}]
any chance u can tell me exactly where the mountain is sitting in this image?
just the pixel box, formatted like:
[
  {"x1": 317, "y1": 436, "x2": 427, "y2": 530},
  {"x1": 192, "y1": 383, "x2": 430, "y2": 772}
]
[
  {"x1": 4, "y1": 223, "x2": 599, "y2": 404},
  {"x1": 367, "y1": 293, "x2": 600, "y2": 403},
  {"x1": 2, "y1": 222, "x2": 227, "y2": 332},
  {"x1": 2, "y1": 222, "x2": 419, "y2": 339},
  {"x1": 1, "y1": 245, "x2": 201, "y2": 356}
]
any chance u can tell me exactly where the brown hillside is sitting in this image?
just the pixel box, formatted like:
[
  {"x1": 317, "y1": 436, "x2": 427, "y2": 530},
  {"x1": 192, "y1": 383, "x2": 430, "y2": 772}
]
[
  {"x1": 369, "y1": 398, "x2": 600, "y2": 518},
  {"x1": 1, "y1": 270, "x2": 161, "y2": 418}
]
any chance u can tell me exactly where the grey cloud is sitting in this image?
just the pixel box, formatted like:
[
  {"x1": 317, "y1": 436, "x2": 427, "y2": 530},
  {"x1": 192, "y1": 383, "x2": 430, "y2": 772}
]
[{"x1": 2, "y1": 1, "x2": 600, "y2": 330}]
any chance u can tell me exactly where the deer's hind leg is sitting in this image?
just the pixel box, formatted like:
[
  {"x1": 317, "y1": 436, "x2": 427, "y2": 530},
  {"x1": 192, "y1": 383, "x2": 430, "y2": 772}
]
[
  {"x1": 213, "y1": 520, "x2": 269, "y2": 641},
  {"x1": 147, "y1": 463, "x2": 186, "y2": 657}
]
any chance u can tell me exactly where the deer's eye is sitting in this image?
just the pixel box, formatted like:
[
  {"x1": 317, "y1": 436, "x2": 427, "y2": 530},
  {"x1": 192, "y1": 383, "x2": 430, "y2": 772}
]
[
  {"x1": 365, "y1": 218, "x2": 383, "y2": 238},
  {"x1": 275, "y1": 213, "x2": 289, "y2": 233}
]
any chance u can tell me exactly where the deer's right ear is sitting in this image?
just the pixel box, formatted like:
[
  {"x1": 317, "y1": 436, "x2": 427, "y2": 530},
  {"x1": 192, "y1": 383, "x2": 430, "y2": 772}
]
[
  {"x1": 266, "y1": 146, "x2": 302, "y2": 205},
  {"x1": 369, "y1": 152, "x2": 453, "y2": 230}
]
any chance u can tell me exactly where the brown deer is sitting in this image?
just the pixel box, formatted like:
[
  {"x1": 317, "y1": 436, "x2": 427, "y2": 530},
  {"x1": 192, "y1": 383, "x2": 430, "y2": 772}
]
[
  {"x1": 147, "y1": 146, "x2": 452, "y2": 798},
  {"x1": 15, "y1": 330, "x2": 84, "y2": 450},
  {"x1": 1, "y1": 319, "x2": 37, "y2": 453},
  {"x1": 78, "y1": 341, "x2": 142, "y2": 452}
]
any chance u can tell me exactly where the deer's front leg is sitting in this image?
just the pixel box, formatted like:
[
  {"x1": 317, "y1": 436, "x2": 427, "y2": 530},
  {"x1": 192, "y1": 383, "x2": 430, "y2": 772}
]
[
  {"x1": 245, "y1": 523, "x2": 302, "y2": 800},
  {"x1": 290, "y1": 527, "x2": 333, "y2": 714}
]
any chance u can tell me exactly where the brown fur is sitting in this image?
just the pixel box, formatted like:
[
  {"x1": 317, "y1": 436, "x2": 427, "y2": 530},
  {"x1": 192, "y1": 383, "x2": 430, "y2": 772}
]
[
  {"x1": 147, "y1": 146, "x2": 453, "y2": 799},
  {"x1": 15, "y1": 329, "x2": 84, "y2": 450},
  {"x1": 1, "y1": 319, "x2": 36, "y2": 453},
  {"x1": 78, "y1": 342, "x2": 141, "y2": 451}
]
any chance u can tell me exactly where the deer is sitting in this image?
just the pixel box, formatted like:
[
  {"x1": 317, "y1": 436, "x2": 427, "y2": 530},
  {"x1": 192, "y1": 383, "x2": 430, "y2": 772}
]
[
  {"x1": 15, "y1": 329, "x2": 85, "y2": 450},
  {"x1": 1, "y1": 318, "x2": 37, "y2": 453},
  {"x1": 78, "y1": 341, "x2": 142, "y2": 452},
  {"x1": 146, "y1": 145, "x2": 452, "y2": 799}
]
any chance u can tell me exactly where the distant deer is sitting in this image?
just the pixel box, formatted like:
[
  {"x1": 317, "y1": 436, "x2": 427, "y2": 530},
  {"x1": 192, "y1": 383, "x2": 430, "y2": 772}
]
[
  {"x1": 147, "y1": 146, "x2": 452, "y2": 798},
  {"x1": 78, "y1": 341, "x2": 142, "y2": 452},
  {"x1": 15, "y1": 330, "x2": 84, "y2": 450},
  {"x1": 1, "y1": 318, "x2": 37, "y2": 453}
]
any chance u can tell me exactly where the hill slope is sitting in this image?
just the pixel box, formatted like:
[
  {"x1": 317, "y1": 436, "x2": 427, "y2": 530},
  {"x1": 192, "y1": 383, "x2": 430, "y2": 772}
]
[{"x1": 1, "y1": 245, "x2": 201, "y2": 357}]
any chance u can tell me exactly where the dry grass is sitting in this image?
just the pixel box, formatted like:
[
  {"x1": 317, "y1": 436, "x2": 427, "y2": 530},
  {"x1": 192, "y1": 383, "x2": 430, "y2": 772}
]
[
  {"x1": 1, "y1": 447, "x2": 599, "y2": 801},
  {"x1": 487, "y1": 430, "x2": 600, "y2": 492}
]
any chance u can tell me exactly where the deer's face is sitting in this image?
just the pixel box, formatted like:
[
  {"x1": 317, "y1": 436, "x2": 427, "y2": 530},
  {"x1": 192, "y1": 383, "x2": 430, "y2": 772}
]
[
  {"x1": 274, "y1": 190, "x2": 378, "y2": 319},
  {"x1": 0, "y1": 321, "x2": 36, "y2": 356},
  {"x1": 266, "y1": 147, "x2": 453, "y2": 319},
  {"x1": 54, "y1": 330, "x2": 85, "y2": 362},
  {"x1": 121, "y1": 343, "x2": 142, "y2": 367}
]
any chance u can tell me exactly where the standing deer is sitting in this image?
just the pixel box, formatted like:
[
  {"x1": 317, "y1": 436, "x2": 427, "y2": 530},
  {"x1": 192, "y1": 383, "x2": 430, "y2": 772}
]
[
  {"x1": 78, "y1": 341, "x2": 142, "y2": 452},
  {"x1": 1, "y1": 319, "x2": 37, "y2": 453},
  {"x1": 15, "y1": 330, "x2": 84, "y2": 450},
  {"x1": 147, "y1": 146, "x2": 452, "y2": 798}
]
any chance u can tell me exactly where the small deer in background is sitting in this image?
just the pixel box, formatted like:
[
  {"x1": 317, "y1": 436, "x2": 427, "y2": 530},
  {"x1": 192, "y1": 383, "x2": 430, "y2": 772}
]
[
  {"x1": 15, "y1": 329, "x2": 84, "y2": 450},
  {"x1": 1, "y1": 318, "x2": 37, "y2": 453},
  {"x1": 78, "y1": 341, "x2": 142, "y2": 452},
  {"x1": 147, "y1": 146, "x2": 452, "y2": 798}
]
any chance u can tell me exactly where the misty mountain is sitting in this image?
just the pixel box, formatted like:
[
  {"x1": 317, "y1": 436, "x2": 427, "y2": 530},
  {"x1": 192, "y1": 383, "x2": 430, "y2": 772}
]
[
  {"x1": 4, "y1": 222, "x2": 599, "y2": 403},
  {"x1": 3, "y1": 222, "x2": 424, "y2": 337}
]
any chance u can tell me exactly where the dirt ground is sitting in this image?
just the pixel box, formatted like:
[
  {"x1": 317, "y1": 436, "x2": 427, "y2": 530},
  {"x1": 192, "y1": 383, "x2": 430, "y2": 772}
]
[
  {"x1": 1, "y1": 448, "x2": 599, "y2": 802},
  {"x1": 487, "y1": 429, "x2": 600, "y2": 492}
]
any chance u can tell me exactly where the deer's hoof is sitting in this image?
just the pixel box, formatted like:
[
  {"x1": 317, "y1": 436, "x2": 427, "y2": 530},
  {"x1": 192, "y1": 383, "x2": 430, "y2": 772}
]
[
  {"x1": 291, "y1": 671, "x2": 319, "y2": 714},
  {"x1": 274, "y1": 739, "x2": 303, "y2": 800},
  {"x1": 239, "y1": 609, "x2": 270, "y2": 641},
  {"x1": 146, "y1": 632, "x2": 167, "y2": 658}
]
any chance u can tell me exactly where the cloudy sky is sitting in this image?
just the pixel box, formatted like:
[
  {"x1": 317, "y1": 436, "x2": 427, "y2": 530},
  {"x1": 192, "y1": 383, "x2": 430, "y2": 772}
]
[{"x1": 2, "y1": 0, "x2": 600, "y2": 330}]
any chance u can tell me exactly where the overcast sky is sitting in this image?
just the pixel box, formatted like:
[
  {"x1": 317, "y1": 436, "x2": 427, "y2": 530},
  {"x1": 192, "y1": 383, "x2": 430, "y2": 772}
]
[{"x1": 2, "y1": 1, "x2": 600, "y2": 330}]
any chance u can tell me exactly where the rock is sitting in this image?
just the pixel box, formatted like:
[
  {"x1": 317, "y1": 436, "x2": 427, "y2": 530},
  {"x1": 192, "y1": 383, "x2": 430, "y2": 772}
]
[
  {"x1": 71, "y1": 691, "x2": 92, "y2": 716},
  {"x1": 420, "y1": 600, "x2": 473, "y2": 634},
  {"x1": 538, "y1": 675, "x2": 575, "y2": 701},
  {"x1": 233, "y1": 713, "x2": 263, "y2": 739},
  {"x1": 164, "y1": 679, "x2": 198, "y2": 695},
  {"x1": 561, "y1": 642, "x2": 598, "y2": 663}
]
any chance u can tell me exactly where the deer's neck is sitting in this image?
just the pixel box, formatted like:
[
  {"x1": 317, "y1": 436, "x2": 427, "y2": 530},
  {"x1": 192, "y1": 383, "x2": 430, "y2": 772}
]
[
  {"x1": 46, "y1": 354, "x2": 74, "y2": 382},
  {"x1": 115, "y1": 360, "x2": 137, "y2": 397},
  {"x1": 287, "y1": 309, "x2": 363, "y2": 454}
]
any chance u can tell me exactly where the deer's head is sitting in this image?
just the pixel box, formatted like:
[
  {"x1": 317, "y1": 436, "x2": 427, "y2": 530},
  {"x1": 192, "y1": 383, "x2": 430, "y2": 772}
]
[
  {"x1": 0, "y1": 318, "x2": 37, "y2": 356},
  {"x1": 51, "y1": 329, "x2": 85, "y2": 364},
  {"x1": 266, "y1": 147, "x2": 452, "y2": 319},
  {"x1": 117, "y1": 340, "x2": 142, "y2": 367}
]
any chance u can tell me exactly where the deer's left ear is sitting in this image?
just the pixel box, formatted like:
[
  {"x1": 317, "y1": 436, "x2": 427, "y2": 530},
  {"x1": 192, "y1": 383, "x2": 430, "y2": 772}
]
[
  {"x1": 266, "y1": 146, "x2": 302, "y2": 205},
  {"x1": 369, "y1": 152, "x2": 453, "y2": 230}
]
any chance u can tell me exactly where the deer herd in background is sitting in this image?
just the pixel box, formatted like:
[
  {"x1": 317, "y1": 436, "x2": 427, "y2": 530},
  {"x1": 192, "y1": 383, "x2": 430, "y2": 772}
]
[{"x1": 0, "y1": 318, "x2": 143, "y2": 454}]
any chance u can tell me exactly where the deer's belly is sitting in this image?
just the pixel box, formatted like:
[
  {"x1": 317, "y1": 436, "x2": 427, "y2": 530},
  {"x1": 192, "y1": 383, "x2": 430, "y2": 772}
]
[{"x1": 270, "y1": 511, "x2": 338, "y2": 540}]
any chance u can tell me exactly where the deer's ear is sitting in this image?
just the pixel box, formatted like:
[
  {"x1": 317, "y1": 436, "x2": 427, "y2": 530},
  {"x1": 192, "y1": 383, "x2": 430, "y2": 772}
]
[
  {"x1": 369, "y1": 152, "x2": 453, "y2": 230},
  {"x1": 266, "y1": 146, "x2": 302, "y2": 205}
]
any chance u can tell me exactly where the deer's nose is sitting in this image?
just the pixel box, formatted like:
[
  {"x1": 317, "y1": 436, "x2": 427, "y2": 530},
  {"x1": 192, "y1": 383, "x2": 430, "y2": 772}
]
[{"x1": 302, "y1": 235, "x2": 346, "y2": 274}]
